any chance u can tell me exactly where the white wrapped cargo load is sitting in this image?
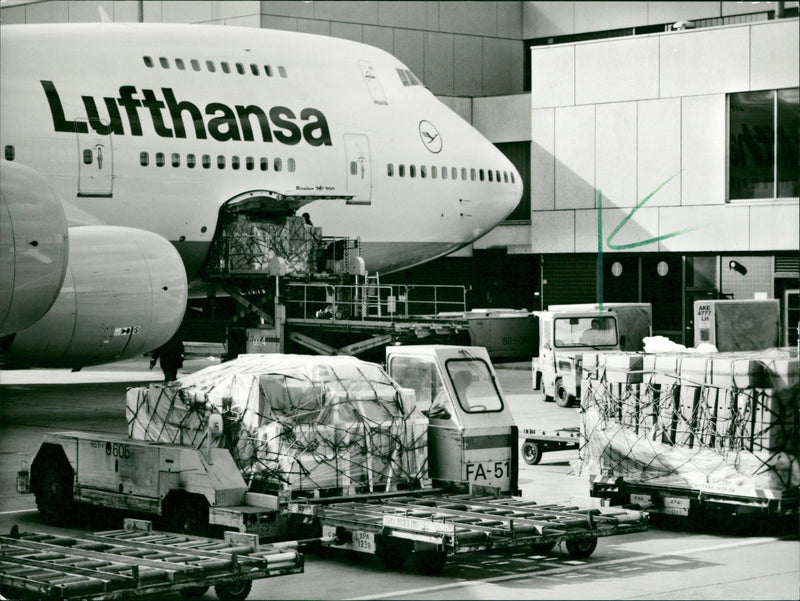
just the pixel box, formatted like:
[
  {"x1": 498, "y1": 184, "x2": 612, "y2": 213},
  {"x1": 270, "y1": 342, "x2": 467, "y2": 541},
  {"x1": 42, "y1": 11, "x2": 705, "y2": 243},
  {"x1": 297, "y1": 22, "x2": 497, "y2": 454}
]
[
  {"x1": 575, "y1": 349, "x2": 800, "y2": 495},
  {"x1": 127, "y1": 354, "x2": 429, "y2": 495}
]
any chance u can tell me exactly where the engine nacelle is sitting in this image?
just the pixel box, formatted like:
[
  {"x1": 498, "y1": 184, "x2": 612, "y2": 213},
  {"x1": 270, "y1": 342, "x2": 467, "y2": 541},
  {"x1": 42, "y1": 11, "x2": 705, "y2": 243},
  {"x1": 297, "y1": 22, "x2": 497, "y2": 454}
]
[
  {"x1": 3, "y1": 225, "x2": 188, "y2": 368},
  {"x1": 0, "y1": 161, "x2": 68, "y2": 336}
]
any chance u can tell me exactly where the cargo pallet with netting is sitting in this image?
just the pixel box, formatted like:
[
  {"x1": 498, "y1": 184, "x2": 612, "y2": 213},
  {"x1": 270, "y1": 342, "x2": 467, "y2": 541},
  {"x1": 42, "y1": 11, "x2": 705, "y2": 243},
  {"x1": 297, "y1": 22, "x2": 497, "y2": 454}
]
[
  {"x1": 577, "y1": 348, "x2": 799, "y2": 518},
  {"x1": 0, "y1": 519, "x2": 302, "y2": 601}
]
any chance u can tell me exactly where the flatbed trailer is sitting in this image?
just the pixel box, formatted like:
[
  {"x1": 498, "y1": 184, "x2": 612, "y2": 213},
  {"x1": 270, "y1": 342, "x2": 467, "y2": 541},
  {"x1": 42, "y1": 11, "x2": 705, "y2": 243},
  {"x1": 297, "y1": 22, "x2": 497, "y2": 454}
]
[
  {"x1": 590, "y1": 476, "x2": 800, "y2": 519},
  {"x1": 520, "y1": 427, "x2": 581, "y2": 465},
  {"x1": 0, "y1": 519, "x2": 303, "y2": 601},
  {"x1": 288, "y1": 488, "x2": 648, "y2": 574}
]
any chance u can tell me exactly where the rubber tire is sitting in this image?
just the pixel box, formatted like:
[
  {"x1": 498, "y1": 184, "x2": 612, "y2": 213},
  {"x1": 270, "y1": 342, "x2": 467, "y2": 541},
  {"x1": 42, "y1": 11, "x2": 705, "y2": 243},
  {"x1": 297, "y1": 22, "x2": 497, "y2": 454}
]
[
  {"x1": 521, "y1": 442, "x2": 543, "y2": 465},
  {"x1": 164, "y1": 495, "x2": 210, "y2": 537},
  {"x1": 565, "y1": 536, "x2": 598, "y2": 558},
  {"x1": 179, "y1": 585, "x2": 210, "y2": 598},
  {"x1": 413, "y1": 549, "x2": 447, "y2": 575},
  {"x1": 214, "y1": 580, "x2": 252, "y2": 601},
  {"x1": 34, "y1": 459, "x2": 74, "y2": 526},
  {"x1": 554, "y1": 379, "x2": 573, "y2": 408},
  {"x1": 378, "y1": 537, "x2": 412, "y2": 570},
  {"x1": 530, "y1": 541, "x2": 557, "y2": 555}
]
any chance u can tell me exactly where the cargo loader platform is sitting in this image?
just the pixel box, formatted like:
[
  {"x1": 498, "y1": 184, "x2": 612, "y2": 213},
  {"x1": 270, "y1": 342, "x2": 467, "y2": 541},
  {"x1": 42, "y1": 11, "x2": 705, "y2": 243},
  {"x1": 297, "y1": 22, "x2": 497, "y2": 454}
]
[
  {"x1": 288, "y1": 490, "x2": 648, "y2": 574},
  {"x1": 0, "y1": 519, "x2": 303, "y2": 601}
]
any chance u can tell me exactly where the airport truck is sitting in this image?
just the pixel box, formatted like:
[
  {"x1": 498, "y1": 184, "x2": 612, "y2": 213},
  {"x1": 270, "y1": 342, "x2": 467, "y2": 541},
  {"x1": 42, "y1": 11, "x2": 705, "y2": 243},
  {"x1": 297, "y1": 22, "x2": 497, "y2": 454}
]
[
  {"x1": 18, "y1": 346, "x2": 648, "y2": 575},
  {"x1": 532, "y1": 304, "x2": 652, "y2": 408}
]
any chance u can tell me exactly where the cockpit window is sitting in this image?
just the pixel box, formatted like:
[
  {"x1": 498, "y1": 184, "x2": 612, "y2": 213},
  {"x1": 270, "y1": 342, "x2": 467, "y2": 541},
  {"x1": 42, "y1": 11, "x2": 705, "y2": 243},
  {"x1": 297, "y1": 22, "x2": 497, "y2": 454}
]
[
  {"x1": 396, "y1": 68, "x2": 410, "y2": 86},
  {"x1": 396, "y1": 67, "x2": 423, "y2": 87},
  {"x1": 554, "y1": 316, "x2": 618, "y2": 348},
  {"x1": 445, "y1": 358, "x2": 503, "y2": 414}
]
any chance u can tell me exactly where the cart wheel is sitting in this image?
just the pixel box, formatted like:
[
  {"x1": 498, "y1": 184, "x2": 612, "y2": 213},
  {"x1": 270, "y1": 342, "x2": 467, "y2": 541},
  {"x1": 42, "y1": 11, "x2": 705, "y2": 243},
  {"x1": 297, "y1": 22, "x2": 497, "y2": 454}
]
[
  {"x1": 164, "y1": 493, "x2": 210, "y2": 537},
  {"x1": 214, "y1": 580, "x2": 252, "y2": 601},
  {"x1": 180, "y1": 585, "x2": 210, "y2": 598},
  {"x1": 565, "y1": 536, "x2": 597, "y2": 558},
  {"x1": 554, "y1": 379, "x2": 574, "y2": 408},
  {"x1": 413, "y1": 549, "x2": 447, "y2": 575},
  {"x1": 530, "y1": 541, "x2": 557, "y2": 555},
  {"x1": 378, "y1": 537, "x2": 412, "y2": 570},
  {"x1": 521, "y1": 442, "x2": 543, "y2": 465},
  {"x1": 34, "y1": 458, "x2": 74, "y2": 526}
]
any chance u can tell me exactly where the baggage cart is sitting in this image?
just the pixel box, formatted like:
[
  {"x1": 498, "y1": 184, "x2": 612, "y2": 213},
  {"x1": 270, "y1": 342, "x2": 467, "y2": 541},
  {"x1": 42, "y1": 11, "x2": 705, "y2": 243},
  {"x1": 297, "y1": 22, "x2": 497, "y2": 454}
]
[
  {"x1": 0, "y1": 519, "x2": 303, "y2": 601},
  {"x1": 520, "y1": 427, "x2": 581, "y2": 465}
]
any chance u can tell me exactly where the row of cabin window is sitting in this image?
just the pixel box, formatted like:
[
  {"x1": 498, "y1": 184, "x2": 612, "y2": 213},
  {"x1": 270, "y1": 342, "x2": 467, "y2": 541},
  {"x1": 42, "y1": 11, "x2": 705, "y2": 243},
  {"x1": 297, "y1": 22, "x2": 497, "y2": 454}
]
[
  {"x1": 387, "y1": 163, "x2": 515, "y2": 184},
  {"x1": 143, "y1": 56, "x2": 288, "y2": 78},
  {"x1": 138, "y1": 151, "x2": 296, "y2": 172}
]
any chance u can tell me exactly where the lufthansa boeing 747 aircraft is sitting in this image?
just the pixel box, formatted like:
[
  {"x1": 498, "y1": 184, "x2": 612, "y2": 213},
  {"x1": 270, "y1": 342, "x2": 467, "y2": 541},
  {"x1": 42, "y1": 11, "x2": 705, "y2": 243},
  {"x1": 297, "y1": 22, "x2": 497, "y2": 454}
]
[{"x1": 0, "y1": 23, "x2": 522, "y2": 368}]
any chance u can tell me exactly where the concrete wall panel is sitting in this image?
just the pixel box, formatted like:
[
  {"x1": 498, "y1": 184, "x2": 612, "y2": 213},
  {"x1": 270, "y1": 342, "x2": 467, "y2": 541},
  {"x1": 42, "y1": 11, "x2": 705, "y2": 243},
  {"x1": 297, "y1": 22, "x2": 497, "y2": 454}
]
[
  {"x1": 436, "y1": 96, "x2": 472, "y2": 123},
  {"x1": 393, "y1": 28, "x2": 425, "y2": 78},
  {"x1": 576, "y1": 37, "x2": 659, "y2": 105},
  {"x1": 66, "y1": 1, "x2": 119, "y2": 23},
  {"x1": 377, "y1": 1, "x2": 429, "y2": 30},
  {"x1": 111, "y1": 1, "x2": 145, "y2": 22},
  {"x1": 363, "y1": 25, "x2": 394, "y2": 53},
  {"x1": 647, "y1": 2, "x2": 720, "y2": 25},
  {"x1": 260, "y1": 15, "x2": 298, "y2": 32},
  {"x1": 576, "y1": 206, "x2": 660, "y2": 253},
  {"x1": 721, "y1": 255, "x2": 774, "y2": 300},
  {"x1": 750, "y1": 203, "x2": 800, "y2": 251},
  {"x1": 574, "y1": 2, "x2": 648, "y2": 34},
  {"x1": 596, "y1": 102, "x2": 637, "y2": 209},
  {"x1": 474, "y1": 94, "x2": 532, "y2": 143},
  {"x1": 657, "y1": 205, "x2": 749, "y2": 251},
  {"x1": 27, "y1": 0, "x2": 68, "y2": 22},
  {"x1": 0, "y1": 5, "x2": 26, "y2": 23},
  {"x1": 750, "y1": 21, "x2": 800, "y2": 91},
  {"x1": 161, "y1": 1, "x2": 212, "y2": 23},
  {"x1": 531, "y1": 108, "x2": 556, "y2": 211},
  {"x1": 523, "y1": 1, "x2": 574, "y2": 39},
  {"x1": 259, "y1": 1, "x2": 313, "y2": 19},
  {"x1": 483, "y1": 37, "x2": 514, "y2": 96},
  {"x1": 453, "y1": 35, "x2": 484, "y2": 97},
  {"x1": 298, "y1": 19, "x2": 332, "y2": 36},
  {"x1": 439, "y1": 1, "x2": 497, "y2": 37},
  {"x1": 531, "y1": 211, "x2": 574, "y2": 253},
  {"x1": 531, "y1": 46, "x2": 574, "y2": 109},
  {"x1": 425, "y1": 32, "x2": 455, "y2": 96},
  {"x1": 681, "y1": 94, "x2": 725, "y2": 206},
  {"x1": 212, "y1": 1, "x2": 259, "y2": 20},
  {"x1": 331, "y1": 21, "x2": 363, "y2": 43},
  {"x1": 638, "y1": 98, "x2": 681, "y2": 207},
  {"x1": 661, "y1": 27, "x2": 750, "y2": 97},
  {"x1": 555, "y1": 105, "x2": 595, "y2": 210},
  {"x1": 208, "y1": 15, "x2": 260, "y2": 28},
  {"x1": 497, "y1": 2, "x2": 523, "y2": 39},
  {"x1": 313, "y1": 1, "x2": 378, "y2": 25}
]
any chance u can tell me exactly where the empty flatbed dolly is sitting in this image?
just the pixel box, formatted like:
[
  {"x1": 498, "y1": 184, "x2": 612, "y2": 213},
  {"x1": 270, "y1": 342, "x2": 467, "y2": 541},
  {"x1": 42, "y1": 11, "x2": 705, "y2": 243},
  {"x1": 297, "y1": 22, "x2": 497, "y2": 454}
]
[
  {"x1": 520, "y1": 427, "x2": 581, "y2": 465},
  {"x1": 0, "y1": 519, "x2": 303, "y2": 601},
  {"x1": 288, "y1": 490, "x2": 647, "y2": 574}
]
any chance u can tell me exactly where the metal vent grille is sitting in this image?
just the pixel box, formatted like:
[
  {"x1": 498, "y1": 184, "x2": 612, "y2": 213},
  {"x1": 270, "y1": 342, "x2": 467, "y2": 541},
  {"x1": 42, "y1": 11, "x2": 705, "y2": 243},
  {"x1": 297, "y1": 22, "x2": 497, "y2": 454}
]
[{"x1": 775, "y1": 256, "x2": 800, "y2": 276}]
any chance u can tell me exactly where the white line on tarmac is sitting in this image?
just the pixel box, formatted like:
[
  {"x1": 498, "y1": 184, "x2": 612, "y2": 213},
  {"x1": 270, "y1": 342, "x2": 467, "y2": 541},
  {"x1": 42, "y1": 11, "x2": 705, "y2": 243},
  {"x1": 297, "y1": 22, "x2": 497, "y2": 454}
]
[
  {"x1": 346, "y1": 536, "x2": 780, "y2": 600},
  {"x1": 0, "y1": 509, "x2": 37, "y2": 516}
]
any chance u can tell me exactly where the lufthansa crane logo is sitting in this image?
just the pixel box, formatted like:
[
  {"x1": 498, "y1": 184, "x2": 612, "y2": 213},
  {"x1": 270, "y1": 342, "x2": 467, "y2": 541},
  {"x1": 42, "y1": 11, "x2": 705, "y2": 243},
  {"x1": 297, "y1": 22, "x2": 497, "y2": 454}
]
[{"x1": 419, "y1": 120, "x2": 442, "y2": 154}]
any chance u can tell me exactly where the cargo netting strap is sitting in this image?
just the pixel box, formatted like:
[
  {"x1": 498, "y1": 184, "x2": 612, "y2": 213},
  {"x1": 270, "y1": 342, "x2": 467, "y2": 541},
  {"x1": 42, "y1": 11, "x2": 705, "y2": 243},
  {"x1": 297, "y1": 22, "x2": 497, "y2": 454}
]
[
  {"x1": 207, "y1": 214, "x2": 324, "y2": 275},
  {"x1": 574, "y1": 349, "x2": 800, "y2": 493},
  {"x1": 126, "y1": 355, "x2": 429, "y2": 495}
]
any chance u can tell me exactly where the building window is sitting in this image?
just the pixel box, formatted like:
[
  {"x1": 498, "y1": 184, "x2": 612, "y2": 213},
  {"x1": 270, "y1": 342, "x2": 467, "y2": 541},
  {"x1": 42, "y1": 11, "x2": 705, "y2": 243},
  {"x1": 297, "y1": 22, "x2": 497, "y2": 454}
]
[
  {"x1": 496, "y1": 141, "x2": 528, "y2": 220},
  {"x1": 729, "y1": 88, "x2": 799, "y2": 200}
]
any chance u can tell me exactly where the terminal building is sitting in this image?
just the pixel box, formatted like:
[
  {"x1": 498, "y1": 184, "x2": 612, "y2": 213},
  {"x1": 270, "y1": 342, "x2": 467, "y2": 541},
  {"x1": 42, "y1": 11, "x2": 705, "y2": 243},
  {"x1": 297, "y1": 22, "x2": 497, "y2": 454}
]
[{"x1": 3, "y1": 0, "x2": 798, "y2": 347}]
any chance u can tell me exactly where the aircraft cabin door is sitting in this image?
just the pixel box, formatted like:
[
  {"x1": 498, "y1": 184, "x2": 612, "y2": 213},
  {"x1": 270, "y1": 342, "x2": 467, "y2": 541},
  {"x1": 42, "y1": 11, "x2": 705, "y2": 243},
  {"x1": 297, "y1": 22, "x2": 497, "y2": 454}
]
[
  {"x1": 344, "y1": 133, "x2": 371, "y2": 205},
  {"x1": 76, "y1": 120, "x2": 113, "y2": 197}
]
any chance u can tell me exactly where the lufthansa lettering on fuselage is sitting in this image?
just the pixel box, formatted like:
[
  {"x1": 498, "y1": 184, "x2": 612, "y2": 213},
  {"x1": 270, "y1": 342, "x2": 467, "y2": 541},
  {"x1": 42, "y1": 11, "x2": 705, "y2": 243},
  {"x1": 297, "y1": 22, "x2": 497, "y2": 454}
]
[{"x1": 41, "y1": 80, "x2": 332, "y2": 146}]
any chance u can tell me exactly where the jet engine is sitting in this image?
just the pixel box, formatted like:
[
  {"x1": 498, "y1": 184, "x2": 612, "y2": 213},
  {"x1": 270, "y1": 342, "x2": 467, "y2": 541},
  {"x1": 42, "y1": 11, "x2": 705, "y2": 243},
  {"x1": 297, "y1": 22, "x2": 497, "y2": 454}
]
[
  {"x1": 3, "y1": 225, "x2": 188, "y2": 368},
  {"x1": 0, "y1": 161, "x2": 68, "y2": 336}
]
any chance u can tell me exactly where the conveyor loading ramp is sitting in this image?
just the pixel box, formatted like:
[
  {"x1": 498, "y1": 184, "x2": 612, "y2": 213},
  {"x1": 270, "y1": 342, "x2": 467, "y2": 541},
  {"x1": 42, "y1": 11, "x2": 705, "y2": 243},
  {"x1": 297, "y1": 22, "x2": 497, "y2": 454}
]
[{"x1": 0, "y1": 520, "x2": 302, "y2": 600}]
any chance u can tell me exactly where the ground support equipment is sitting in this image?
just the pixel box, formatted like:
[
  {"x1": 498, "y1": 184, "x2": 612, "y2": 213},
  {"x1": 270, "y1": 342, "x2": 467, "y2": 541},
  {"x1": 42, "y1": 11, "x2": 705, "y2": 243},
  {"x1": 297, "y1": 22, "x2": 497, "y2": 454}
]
[
  {"x1": 0, "y1": 519, "x2": 302, "y2": 601},
  {"x1": 520, "y1": 427, "x2": 581, "y2": 465},
  {"x1": 288, "y1": 490, "x2": 647, "y2": 574}
]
